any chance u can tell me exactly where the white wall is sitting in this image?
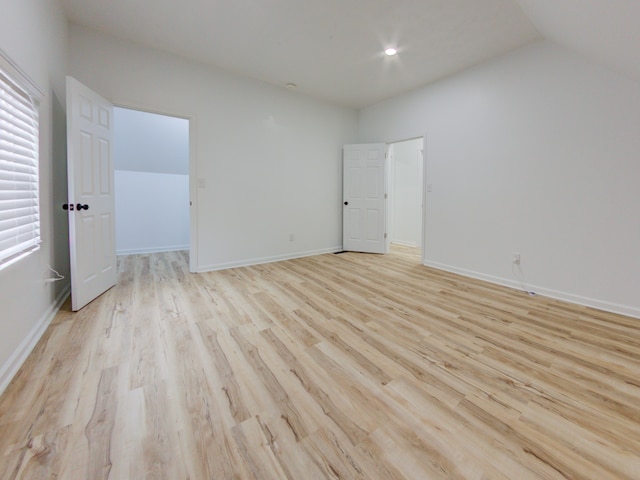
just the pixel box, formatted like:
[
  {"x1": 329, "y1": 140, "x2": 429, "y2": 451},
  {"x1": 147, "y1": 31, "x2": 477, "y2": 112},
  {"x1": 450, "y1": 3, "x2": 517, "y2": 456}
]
[
  {"x1": 389, "y1": 138, "x2": 423, "y2": 247},
  {"x1": 359, "y1": 40, "x2": 640, "y2": 318},
  {"x1": 0, "y1": 0, "x2": 69, "y2": 392},
  {"x1": 114, "y1": 107, "x2": 190, "y2": 254},
  {"x1": 115, "y1": 170, "x2": 189, "y2": 254},
  {"x1": 114, "y1": 107, "x2": 189, "y2": 175},
  {"x1": 69, "y1": 25, "x2": 358, "y2": 271}
]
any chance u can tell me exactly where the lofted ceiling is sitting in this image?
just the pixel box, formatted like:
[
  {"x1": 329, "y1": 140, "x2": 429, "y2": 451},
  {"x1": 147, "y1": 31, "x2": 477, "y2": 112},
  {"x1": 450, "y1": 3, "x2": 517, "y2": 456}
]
[
  {"x1": 60, "y1": 0, "x2": 639, "y2": 109},
  {"x1": 516, "y1": 0, "x2": 640, "y2": 83}
]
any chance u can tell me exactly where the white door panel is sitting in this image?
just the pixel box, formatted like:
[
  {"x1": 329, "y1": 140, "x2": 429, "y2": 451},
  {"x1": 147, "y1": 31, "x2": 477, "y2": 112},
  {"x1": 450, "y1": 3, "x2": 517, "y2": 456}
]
[
  {"x1": 67, "y1": 76, "x2": 116, "y2": 311},
  {"x1": 343, "y1": 143, "x2": 386, "y2": 254}
]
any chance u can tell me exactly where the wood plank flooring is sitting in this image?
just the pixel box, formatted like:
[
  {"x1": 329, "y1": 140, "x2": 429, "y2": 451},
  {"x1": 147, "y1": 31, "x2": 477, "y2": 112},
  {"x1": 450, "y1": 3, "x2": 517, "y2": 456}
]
[{"x1": 1, "y1": 245, "x2": 639, "y2": 479}]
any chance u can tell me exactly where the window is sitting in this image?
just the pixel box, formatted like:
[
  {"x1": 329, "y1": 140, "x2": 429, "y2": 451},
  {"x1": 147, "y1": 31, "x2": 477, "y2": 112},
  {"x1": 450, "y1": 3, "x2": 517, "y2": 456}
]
[{"x1": 0, "y1": 50, "x2": 42, "y2": 269}]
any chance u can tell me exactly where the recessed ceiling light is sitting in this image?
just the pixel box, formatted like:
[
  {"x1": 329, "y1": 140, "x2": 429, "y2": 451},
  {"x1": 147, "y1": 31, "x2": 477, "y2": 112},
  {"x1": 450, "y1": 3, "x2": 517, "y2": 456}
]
[
  {"x1": 384, "y1": 48, "x2": 397, "y2": 56},
  {"x1": 285, "y1": 83, "x2": 297, "y2": 90}
]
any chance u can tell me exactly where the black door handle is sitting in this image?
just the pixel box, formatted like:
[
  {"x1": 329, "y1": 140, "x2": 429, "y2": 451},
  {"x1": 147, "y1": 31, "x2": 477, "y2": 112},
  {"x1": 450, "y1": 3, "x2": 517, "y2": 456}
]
[
  {"x1": 344, "y1": 201, "x2": 349, "y2": 206},
  {"x1": 63, "y1": 203, "x2": 89, "y2": 211}
]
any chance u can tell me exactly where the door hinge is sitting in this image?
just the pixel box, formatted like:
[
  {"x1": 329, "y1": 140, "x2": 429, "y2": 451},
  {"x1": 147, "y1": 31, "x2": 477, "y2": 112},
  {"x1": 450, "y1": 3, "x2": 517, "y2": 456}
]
[
  {"x1": 384, "y1": 193, "x2": 388, "y2": 199},
  {"x1": 384, "y1": 233, "x2": 388, "y2": 239}
]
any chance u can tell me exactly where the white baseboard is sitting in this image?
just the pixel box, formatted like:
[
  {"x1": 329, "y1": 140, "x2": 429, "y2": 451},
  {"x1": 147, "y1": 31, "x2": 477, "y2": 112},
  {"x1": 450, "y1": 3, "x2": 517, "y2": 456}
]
[
  {"x1": 116, "y1": 244, "x2": 190, "y2": 255},
  {"x1": 390, "y1": 240, "x2": 418, "y2": 247},
  {"x1": 197, "y1": 246, "x2": 343, "y2": 273},
  {"x1": 0, "y1": 285, "x2": 70, "y2": 396},
  {"x1": 424, "y1": 260, "x2": 640, "y2": 320}
]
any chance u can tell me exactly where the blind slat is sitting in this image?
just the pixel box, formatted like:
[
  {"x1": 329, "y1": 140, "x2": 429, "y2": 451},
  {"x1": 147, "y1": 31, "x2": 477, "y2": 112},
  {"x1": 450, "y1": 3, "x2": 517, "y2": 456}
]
[
  {"x1": 0, "y1": 206, "x2": 38, "y2": 222},
  {"x1": 0, "y1": 104, "x2": 38, "y2": 127},
  {"x1": 0, "y1": 224, "x2": 39, "y2": 244}
]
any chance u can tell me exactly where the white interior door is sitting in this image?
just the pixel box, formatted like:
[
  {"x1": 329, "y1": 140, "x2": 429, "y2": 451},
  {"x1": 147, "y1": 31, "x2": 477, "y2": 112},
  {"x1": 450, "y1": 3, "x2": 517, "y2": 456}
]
[
  {"x1": 66, "y1": 76, "x2": 116, "y2": 311},
  {"x1": 343, "y1": 143, "x2": 387, "y2": 254}
]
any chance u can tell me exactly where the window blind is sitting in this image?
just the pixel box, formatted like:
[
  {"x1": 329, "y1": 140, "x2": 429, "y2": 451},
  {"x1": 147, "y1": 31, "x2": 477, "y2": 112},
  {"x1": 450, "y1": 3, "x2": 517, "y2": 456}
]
[{"x1": 0, "y1": 66, "x2": 40, "y2": 267}]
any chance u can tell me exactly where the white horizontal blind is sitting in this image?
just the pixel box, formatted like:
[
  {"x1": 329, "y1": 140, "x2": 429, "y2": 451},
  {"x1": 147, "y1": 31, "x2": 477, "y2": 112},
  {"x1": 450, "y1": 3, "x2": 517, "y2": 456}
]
[{"x1": 0, "y1": 66, "x2": 40, "y2": 267}]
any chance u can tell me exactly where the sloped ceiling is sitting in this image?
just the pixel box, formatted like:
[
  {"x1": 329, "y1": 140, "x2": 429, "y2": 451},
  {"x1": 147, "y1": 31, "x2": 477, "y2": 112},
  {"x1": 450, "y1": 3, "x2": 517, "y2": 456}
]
[
  {"x1": 61, "y1": 0, "x2": 541, "y2": 108},
  {"x1": 516, "y1": 0, "x2": 640, "y2": 82},
  {"x1": 60, "y1": 0, "x2": 638, "y2": 109}
]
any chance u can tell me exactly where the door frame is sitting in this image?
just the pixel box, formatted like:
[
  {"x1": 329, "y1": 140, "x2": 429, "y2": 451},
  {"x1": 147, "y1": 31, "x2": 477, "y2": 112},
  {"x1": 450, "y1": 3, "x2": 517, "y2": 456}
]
[
  {"x1": 112, "y1": 101, "x2": 198, "y2": 272},
  {"x1": 384, "y1": 134, "x2": 427, "y2": 264}
]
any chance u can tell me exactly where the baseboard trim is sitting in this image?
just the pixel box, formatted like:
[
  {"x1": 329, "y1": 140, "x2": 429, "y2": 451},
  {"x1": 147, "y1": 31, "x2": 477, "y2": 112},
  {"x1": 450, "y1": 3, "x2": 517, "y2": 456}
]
[
  {"x1": 197, "y1": 246, "x2": 343, "y2": 273},
  {"x1": 117, "y1": 245, "x2": 190, "y2": 255},
  {"x1": 0, "y1": 285, "x2": 70, "y2": 395},
  {"x1": 391, "y1": 240, "x2": 419, "y2": 248},
  {"x1": 424, "y1": 261, "x2": 640, "y2": 320}
]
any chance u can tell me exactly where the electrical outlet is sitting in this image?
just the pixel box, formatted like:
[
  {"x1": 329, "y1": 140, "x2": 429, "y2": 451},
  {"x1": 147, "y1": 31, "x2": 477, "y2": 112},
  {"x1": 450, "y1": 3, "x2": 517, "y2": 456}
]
[{"x1": 512, "y1": 253, "x2": 521, "y2": 265}]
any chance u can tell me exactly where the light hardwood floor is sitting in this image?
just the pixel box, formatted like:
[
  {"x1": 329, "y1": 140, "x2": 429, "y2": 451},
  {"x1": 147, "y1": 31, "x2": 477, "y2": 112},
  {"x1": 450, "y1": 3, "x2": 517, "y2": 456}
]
[{"x1": 1, "y1": 245, "x2": 639, "y2": 479}]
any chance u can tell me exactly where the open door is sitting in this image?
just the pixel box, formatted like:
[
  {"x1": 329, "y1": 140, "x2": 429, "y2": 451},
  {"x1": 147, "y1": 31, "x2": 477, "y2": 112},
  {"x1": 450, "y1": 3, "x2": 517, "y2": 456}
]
[
  {"x1": 343, "y1": 143, "x2": 387, "y2": 254},
  {"x1": 66, "y1": 76, "x2": 116, "y2": 311}
]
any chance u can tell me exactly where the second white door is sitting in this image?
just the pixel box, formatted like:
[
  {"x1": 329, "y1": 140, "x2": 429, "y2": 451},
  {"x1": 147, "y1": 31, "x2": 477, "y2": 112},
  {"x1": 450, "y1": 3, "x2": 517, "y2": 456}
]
[{"x1": 343, "y1": 143, "x2": 387, "y2": 254}]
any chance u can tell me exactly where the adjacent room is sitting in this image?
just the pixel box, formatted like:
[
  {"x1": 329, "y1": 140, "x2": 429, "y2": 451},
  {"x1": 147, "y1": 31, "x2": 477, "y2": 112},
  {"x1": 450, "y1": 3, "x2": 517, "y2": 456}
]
[
  {"x1": 1, "y1": 0, "x2": 639, "y2": 478},
  {"x1": 113, "y1": 107, "x2": 190, "y2": 256}
]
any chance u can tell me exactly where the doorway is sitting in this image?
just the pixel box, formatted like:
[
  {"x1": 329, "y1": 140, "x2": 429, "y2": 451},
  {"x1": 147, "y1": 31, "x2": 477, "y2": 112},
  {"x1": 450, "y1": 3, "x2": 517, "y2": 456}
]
[
  {"x1": 113, "y1": 107, "x2": 190, "y2": 256},
  {"x1": 387, "y1": 137, "x2": 424, "y2": 260}
]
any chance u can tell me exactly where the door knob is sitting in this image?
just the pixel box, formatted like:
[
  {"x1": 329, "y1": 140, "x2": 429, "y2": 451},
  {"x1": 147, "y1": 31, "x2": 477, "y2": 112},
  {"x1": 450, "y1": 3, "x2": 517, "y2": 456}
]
[
  {"x1": 344, "y1": 201, "x2": 349, "y2": 206},
  {"x1": 63, "y1": 203, "x2": 89, "y2": 211}
]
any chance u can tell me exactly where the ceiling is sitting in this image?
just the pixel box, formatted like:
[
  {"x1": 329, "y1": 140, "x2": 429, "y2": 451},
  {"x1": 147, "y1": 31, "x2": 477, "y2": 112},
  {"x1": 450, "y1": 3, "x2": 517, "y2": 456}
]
[
  {"x1": 517, "y1": 0, "x2": 640, "y2": 83},
  {"x1": 60, "y1": 0, "x2": 639, "y2": 109}
]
